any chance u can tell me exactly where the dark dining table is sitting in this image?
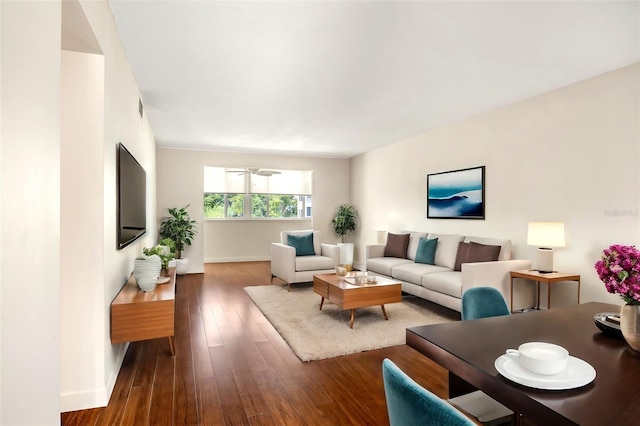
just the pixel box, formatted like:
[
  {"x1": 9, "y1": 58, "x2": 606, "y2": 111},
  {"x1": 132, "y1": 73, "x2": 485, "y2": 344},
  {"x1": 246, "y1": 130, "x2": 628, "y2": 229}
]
[{"x1": 406, "y1": 302, "x2": 640, "y2": 426}]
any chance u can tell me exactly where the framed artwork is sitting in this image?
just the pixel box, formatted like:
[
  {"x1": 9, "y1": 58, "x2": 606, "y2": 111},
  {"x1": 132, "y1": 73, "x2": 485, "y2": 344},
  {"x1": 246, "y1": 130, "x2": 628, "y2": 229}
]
[{"x1": 427, "y1": 166, "x2": 485, "y2": 219}]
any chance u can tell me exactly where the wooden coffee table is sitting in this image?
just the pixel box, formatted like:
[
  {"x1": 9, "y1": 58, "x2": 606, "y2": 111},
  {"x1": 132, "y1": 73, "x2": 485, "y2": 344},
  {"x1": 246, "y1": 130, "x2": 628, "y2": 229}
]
[{"x1": 312, "y1": 273, "x2": 402, "y2": 328}]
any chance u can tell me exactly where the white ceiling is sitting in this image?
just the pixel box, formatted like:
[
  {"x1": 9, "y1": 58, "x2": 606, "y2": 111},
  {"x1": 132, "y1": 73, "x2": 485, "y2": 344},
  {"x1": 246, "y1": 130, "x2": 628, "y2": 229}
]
[{"x1": 108, "y1": 1, "x2": 640, "y2": 159}]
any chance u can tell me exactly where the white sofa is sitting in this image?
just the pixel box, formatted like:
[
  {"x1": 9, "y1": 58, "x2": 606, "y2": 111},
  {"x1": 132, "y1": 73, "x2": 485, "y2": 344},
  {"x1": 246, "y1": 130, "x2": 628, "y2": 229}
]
[
  {"x1": 366, "y1": 232, "x2": 531, "y2": 312},
  {"x1": 271, "y1": 230, "x2": 340, "y2": 291}
]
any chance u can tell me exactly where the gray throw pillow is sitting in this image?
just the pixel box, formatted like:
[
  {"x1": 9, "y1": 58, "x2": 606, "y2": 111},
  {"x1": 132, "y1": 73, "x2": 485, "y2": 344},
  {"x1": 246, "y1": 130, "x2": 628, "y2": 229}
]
[
  {"x1": 384, "y1": 233, "x2": 410, "y2": 258},
  {"x1": 455, "y1": 241, "x2": 501, "y2": 271},
  {"x1": 454, "y1": 242, "x2": 471, "y2": 271}
]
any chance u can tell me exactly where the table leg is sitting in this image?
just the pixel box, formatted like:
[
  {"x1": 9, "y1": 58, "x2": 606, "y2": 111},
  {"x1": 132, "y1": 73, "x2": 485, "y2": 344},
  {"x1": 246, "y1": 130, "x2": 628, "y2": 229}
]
[
  {"x1": 548, "y1": 282, "x2": 552, "y2": 310},
  {"x1": 168, "y1": 336, "x2": 175, "y2": 356},
  {"x1": 536, "y1": 281, "x2": 541, "y2": 310},
  {"x1": 577, "y1": 279, "x2": 581, "y2": 304},
  {"x1": 319, "y1": 296, "x2": 325, "y2": 311},
  {"x1": 510, "y1": 276, "x2": 514, "y2": 313},
  {"x1": 381, "y1": 304, "x2": 389, "y2": 320},
  {"x1": 350, "y1": 309, "x2": 355, "y2": 329}
]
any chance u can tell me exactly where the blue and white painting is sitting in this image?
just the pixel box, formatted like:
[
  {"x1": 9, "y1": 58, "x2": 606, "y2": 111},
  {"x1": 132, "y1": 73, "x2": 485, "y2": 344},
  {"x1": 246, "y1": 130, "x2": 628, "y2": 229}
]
[{"x1": 427, "y1": 166, "x2": 485, "y2": 219}]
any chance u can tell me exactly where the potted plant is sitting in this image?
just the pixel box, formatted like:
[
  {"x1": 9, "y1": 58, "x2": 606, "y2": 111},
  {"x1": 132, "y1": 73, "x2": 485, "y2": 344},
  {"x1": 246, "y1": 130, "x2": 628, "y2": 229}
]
[
  {"x1": 142, "y1": 244, "x2": 175, "y2": 273},
  {"x1": 159, "y1": 238, "x2": 176, "y2": 256},
  {"x1": 159, "y1": 205, "x2": 197, "y2": 274},
  {"x1": 330, "y1": 204, "x2": 358, "y2": 268},
  {"x1": 595, "y1": 244, "x2": 640, "y2": 351}
]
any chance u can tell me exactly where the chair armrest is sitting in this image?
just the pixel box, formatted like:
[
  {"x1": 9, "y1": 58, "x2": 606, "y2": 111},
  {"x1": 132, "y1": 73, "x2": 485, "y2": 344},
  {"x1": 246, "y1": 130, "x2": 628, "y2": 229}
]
[
  {"x1": 321, "y1": 243, "x2": 340, "y2": 265},
  {"x1": 461, "y1": 259, "x2": 532, "y2": 306},
  {"x1": 366, "y1": 244, "x2": 386, "y2": 259},
  {"x1": 270, "y1": 243, "x2": 296, "y2": 283}
]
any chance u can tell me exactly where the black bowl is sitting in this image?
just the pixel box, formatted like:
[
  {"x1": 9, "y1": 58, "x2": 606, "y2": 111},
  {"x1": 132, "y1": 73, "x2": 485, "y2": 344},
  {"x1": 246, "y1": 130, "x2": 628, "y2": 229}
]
[{"x1": 593, "y1": 312, "x2": 624, "y2": 338}]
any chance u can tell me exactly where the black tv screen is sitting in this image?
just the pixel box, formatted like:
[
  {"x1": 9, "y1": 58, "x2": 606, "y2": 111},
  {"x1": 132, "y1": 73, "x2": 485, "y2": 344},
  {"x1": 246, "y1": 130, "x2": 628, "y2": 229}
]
[{"x1": 117, "y1": 142, "x2": 146, "y2": 249}]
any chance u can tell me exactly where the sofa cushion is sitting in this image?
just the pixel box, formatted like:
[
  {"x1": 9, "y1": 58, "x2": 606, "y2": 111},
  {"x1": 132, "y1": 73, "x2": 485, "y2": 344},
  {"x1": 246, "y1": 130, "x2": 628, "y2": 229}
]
[
  {"x1": 415, "y1": 237, "x2": 438, "y2": 265},
  {"x1": 393, "y1": 263, "x2": 451, "y2": 284},
  {"x1": 407, "y1": 232, "x2": 428, "y2": 260},
  {"x1": 427, "y1": 233, "x2": 464, "y2": 269},
  {"x1": 295, "y1": 255, "x2": 335, "y2": 272},
  {"x1": 287, "y1": 233, "x2": 315, "y2": 256},
  {"x1": 384, "y1": 233, "x2": 410, "y2": 258},
  {"x1": 464, "y1": 236, "x2": 512, "y2": 260},
  {"x1": 367, "y1": 257, "x2": 413, "y2": 276},
  {"x1": 421, "y1": 271, "x2": 464, "y2": 298},
  {"x1": 455, "y1": 241, "x2": 501, "y2": 271}
]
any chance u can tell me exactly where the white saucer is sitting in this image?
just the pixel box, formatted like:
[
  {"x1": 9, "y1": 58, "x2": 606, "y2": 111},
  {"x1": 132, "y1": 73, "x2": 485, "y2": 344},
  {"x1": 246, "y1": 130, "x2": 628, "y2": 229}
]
[
  {"x1": 494, "y1": 354, "x2": 596, "y2": 390},
  {"x1": 157, "y1": 276, "x2": 171, "y2": 284}
]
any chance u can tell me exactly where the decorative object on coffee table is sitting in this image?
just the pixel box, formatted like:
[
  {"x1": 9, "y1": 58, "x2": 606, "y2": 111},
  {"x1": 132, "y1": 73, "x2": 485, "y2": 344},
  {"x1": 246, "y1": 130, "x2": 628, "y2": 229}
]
[{"x1": 595, "y1": 244, "x2": 640, "y2": 351}]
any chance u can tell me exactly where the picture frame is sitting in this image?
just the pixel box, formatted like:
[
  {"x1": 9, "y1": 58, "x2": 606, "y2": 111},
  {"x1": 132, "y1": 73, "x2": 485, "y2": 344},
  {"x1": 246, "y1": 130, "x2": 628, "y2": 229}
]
[{"x1": 427, "y1": 166, "x2": 485, "y2": 219}]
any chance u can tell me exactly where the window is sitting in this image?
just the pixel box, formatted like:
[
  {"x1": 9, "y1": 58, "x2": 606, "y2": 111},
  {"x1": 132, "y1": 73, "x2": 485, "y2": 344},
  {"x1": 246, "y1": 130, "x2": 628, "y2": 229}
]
[
  {"x1": 204, "y1": 193, "x2": 244, "y2": 218},
  {"x1": 204, "y1": 167, "x2": 312, "y2": 219}
]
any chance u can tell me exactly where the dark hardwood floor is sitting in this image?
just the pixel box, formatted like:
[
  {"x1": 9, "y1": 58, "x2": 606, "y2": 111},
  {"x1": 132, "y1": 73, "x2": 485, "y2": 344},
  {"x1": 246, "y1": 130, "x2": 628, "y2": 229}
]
[{"x1": 61, "y1": 261, "x2": 457, "y2": 425}]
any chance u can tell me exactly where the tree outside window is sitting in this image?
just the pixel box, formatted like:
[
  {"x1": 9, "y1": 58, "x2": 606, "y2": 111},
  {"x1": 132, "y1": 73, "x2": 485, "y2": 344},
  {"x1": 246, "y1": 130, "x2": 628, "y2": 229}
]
[{"x1": 204, "y1": 167, "x2": 312, "y2": 219}]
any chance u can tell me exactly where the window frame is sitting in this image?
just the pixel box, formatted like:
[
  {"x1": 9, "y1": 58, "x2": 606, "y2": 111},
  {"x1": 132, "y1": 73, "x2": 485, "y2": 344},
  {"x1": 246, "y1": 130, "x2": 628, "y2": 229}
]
[{"x1": 203, "y1": 167, "x2": 313, "y2": 221}]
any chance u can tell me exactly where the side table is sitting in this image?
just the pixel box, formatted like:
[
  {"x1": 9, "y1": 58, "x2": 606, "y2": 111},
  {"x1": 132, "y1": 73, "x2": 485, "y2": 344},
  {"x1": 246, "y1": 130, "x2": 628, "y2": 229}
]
[{"x1": 510, "y1": 270, "x2": 580, "y2": 313}]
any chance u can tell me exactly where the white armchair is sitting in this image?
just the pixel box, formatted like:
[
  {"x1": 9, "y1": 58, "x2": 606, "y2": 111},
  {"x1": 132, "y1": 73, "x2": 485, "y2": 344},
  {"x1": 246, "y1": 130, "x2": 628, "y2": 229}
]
[{"x1": 270, "y1": 230, "x2": 340, "y2": 291}]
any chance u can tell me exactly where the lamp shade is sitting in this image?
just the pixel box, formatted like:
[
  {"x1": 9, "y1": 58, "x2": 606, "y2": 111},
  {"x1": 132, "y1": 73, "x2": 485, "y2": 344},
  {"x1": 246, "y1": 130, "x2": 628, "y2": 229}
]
[{"x1": 527, "y1": 222, "x2": 565, "y2": 248}]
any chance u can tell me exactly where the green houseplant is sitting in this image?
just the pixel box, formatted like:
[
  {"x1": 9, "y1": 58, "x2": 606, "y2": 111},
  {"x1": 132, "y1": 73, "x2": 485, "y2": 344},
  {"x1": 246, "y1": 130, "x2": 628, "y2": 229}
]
[
  {"x1": 159, "y1": 238, "x2": 176, "y2": 255},
  {"x1": 159, "y1": 205, "x2": 197, "y2": 259},
  {"x1": 330, "y1": 204, "x2": 358, "y2": 243},
  {"x1": 142, "y1": 244, "x2": 175, "y2": 271}
]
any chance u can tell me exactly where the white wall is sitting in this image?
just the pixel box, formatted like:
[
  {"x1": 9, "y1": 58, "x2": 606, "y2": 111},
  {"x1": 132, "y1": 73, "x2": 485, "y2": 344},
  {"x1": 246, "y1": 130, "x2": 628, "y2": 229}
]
[
  {"x1": 1, "y1": 1, "x2": 62, "y2": 424},
  {"x1": 351, "y1": 64, "x2": 640, "y2": 307},
  {"x1": 67, "y1": 0, "x2": 158, "y2": 411},
  {"x1": 157, "y1": 149, "x2": 350, "y2": 269},
  {"x1": 60, "y1": 49, "x2": 106, "y2": 410},
  {"x1": 204, "y1": 219, "x2": 312, "y2": 263},
  {"x1": 1, "y1": 0, "x2": 157, "y2": 417}
]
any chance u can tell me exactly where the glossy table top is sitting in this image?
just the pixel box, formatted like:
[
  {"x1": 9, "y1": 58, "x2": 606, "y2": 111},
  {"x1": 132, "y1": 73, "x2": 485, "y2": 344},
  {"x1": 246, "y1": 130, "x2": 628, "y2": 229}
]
[{"x1": 407, "y1": 302, "x2": 640, "y2": 426}]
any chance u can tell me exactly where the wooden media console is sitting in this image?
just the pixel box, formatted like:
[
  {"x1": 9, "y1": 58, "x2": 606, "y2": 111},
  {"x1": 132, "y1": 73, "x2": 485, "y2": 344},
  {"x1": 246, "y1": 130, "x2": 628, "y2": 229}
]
[{"x1": 111, "y1": 266, "x2": 176, "y2": 355}]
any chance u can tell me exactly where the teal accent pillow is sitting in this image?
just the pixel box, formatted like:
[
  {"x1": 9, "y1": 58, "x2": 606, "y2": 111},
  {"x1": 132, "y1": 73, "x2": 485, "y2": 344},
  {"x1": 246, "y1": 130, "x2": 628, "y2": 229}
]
[
  {"x1": 415, "y1": 237, "x2": 438, "y2": 265},
  {"x1": 287, "y1": 233, "x2": 315, "y2": 256}
]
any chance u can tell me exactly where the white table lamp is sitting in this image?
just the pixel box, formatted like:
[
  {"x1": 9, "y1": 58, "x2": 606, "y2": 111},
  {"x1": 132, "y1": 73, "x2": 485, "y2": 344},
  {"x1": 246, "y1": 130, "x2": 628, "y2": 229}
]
[{"x1": 527, "y1": 222, "x2": 565, "y2": 273}]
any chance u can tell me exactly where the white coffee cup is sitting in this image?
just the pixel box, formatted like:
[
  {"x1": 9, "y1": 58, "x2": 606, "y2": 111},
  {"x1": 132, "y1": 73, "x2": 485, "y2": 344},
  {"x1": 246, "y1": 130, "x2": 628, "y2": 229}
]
[{"x1": 505, "y1": 342, "x2": 569, "y2": 375}]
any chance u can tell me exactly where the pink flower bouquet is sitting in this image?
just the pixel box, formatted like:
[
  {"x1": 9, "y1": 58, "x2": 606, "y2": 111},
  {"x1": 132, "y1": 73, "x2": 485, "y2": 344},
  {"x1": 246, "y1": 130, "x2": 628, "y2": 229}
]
[{"x1": 595, "y1": 244, "x2": 640, "y2": 304}]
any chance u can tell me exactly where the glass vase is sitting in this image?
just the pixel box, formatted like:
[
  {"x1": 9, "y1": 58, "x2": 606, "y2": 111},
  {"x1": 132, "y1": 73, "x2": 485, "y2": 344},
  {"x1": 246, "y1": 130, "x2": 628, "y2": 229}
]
[{"x1": 620, "y1": 303, "x2": 640, "y2": 352}]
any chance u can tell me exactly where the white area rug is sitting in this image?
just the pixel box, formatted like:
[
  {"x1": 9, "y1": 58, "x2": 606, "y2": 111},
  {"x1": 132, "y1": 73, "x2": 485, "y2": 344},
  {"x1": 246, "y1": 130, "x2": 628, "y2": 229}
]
[{"x1": 244, "y1": 283, "x2": 459, "y2": 362}]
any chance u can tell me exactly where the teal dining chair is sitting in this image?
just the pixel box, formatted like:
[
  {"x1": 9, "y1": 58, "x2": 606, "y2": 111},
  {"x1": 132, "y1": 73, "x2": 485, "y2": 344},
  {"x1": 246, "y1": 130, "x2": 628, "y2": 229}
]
[
  {"x1": 462, "y1": 287, "x2": 511, "y2": 320},
  {"x1": 452, "y1": 287, "x2": 514, "y2": 425},
  {"x1": 382, "y1": 358, "x2": 475, "y2": 426}
]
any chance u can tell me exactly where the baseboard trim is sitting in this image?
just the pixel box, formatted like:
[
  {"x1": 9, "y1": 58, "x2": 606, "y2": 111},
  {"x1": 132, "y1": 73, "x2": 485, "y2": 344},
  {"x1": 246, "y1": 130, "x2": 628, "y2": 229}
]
[
  {"x1": 60, "y1": 387, "x2": 108, "y2": 413},
  {"x1": 60, "y1": 342, "x2": 129, "y2": 412},
  {"x1": 205, "y1": 256, "x2": 270, "y2": 263}
]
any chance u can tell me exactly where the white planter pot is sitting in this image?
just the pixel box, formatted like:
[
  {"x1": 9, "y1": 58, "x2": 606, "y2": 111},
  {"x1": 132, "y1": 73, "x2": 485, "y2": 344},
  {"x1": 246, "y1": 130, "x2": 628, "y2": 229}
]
[
  {"x1": 133, "y1": 255, "x2": 161, "y2": 281},
  {"x1": 337, "y1": 243, "x2": 354, "y2": 266},
  {"x1": 175, "y1": 257, "x2": 189, "y2": 275}
]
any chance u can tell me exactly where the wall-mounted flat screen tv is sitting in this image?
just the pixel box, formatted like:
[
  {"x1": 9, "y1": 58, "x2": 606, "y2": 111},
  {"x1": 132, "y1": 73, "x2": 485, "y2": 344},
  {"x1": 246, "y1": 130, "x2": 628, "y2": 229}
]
[{"x1": 117, "y1": 142, "x2": 146, "y2": 249}]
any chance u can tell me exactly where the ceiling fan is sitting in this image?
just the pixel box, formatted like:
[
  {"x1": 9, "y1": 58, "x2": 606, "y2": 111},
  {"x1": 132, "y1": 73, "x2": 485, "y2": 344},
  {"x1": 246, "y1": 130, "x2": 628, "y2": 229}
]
[{"x1": 225, "y1": 167, "x2": 282, "y2": 176}]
